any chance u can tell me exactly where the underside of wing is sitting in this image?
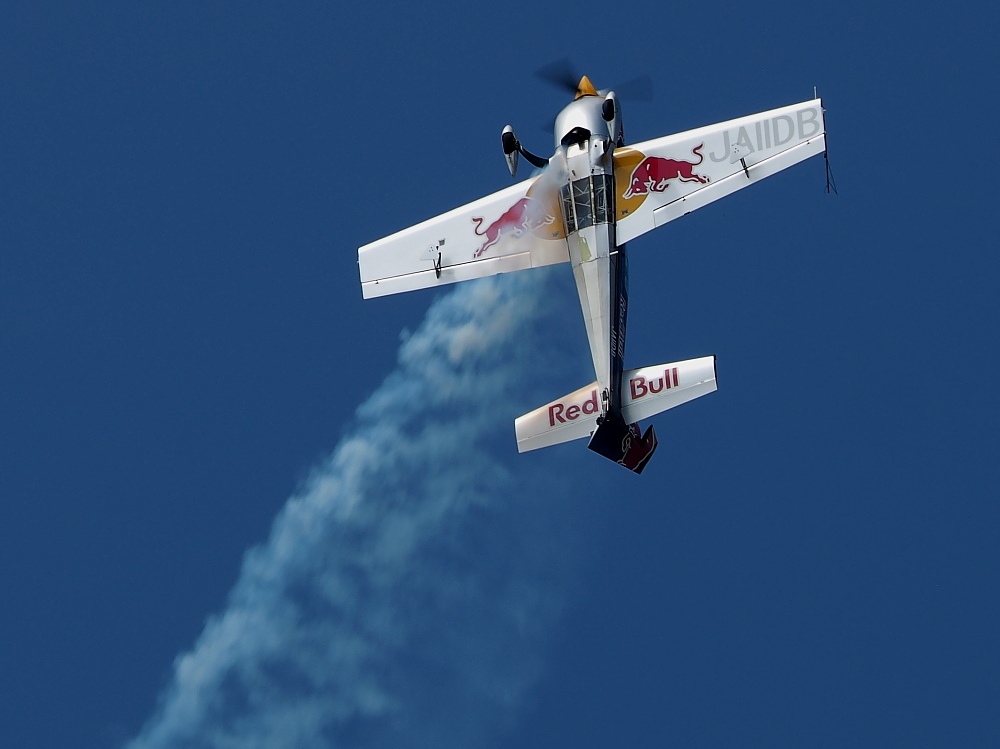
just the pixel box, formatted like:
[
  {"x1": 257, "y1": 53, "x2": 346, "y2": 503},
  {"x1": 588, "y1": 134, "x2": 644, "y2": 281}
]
[
  {"x1": 614, "y1": 98, "x2": 826, "y2": 244},
  {"x1": 359, "y1": 176, "x2": 569, "y2": 299}
]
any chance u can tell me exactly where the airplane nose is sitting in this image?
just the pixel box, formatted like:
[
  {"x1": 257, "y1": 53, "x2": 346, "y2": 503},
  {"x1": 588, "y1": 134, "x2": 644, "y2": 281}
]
[{"x1": 575, "y1": 75, "x2": 598, "y2": 98}]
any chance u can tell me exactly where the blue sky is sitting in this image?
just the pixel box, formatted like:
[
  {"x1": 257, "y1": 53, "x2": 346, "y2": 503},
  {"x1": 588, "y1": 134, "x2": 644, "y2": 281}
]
[{"x1": 2, "y1": 2, "x2": 997, "y2": 747}]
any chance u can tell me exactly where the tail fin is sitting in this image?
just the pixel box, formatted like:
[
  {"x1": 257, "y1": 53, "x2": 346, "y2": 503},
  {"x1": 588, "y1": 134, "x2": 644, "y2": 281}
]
[
  {"x1": 587, "y1": 414, "x2": 659, "y2": 474},
  {"x1": 514, "y1": 355, "x2": 717, "y2": 455}
]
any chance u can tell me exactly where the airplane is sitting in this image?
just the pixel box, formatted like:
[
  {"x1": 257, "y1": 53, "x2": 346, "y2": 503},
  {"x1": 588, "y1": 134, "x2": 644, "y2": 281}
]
[{"x1": 358, "y1": 74, "x2": 827, "y2": 473}]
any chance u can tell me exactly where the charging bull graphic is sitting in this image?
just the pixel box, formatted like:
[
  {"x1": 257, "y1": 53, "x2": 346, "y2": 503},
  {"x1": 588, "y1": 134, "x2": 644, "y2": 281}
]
[
  {"x1": 472, "y1": 197, "x2": 554, "y2": 258},
  {"x1": 622, "y1": 144, "x2": 710, "y2": 199}
]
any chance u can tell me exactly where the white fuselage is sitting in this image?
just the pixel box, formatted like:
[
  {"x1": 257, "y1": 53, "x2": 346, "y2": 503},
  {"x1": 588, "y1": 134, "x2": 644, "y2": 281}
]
[{"x1": 551, "y1": 95, "x2": 626, "y2": 414}]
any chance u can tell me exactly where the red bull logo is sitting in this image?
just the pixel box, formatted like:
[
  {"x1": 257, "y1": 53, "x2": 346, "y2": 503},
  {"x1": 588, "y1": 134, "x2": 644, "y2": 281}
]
[
  {"x1": 622, "y1": 144, "x2": 710, "y2": 199},
  {"x1": 472, "y1": 197, "x2": 555, "y2": 258},
  {"x1": 619, "y1": 422, "x2": 657, "y2": 473}
]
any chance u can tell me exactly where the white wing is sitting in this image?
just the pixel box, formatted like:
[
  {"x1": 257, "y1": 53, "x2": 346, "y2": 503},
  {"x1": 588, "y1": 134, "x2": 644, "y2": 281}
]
[
  {"x1": 359, "y1": 176, "x2": 569, "y2": 299},
  {"x1": 614, "y1": 98, "x2": 826, "y2": 244}
]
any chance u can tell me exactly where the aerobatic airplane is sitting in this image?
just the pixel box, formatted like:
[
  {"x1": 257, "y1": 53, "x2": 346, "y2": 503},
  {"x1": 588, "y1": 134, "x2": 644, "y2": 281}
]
[{"x1": 358, "y1": 73, "x2": 827, "y2": 473}]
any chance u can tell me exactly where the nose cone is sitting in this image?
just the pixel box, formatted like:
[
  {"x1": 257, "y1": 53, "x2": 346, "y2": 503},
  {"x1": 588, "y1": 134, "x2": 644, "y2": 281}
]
[{"x1": 575, "y1": 75, "x2": 598, "y2": 99}]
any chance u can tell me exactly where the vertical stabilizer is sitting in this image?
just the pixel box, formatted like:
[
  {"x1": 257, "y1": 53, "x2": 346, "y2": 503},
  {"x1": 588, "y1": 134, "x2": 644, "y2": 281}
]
[{"x1": 588, "y1": 413, "x2": 658, "y2": 474}]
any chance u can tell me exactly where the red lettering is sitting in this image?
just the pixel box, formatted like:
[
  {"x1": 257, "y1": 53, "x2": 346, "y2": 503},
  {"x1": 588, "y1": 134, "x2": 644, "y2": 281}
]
[
  {"x1": 630, "y1": 376, "x2": 647, "y2": 399},
  {"x1": 672, "y1": 367, "x2": 679, "y2": 387},
  {"x1": 649, "y1": 377, "x2": 664, "y2": 394},
  {"x1": 582, "y1": 389, "x2": 598, "y2": 415},
  {"x1": 549, "y1": 403, "x2": 565, "y2": 426},
  {"x1": 566, "y1": 404, "x2": 581, "y2": 420}
]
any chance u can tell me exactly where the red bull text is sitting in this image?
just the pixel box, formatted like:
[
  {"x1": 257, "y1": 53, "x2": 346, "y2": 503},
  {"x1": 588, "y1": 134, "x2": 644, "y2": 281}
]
[
  {"x1": 547, "y1": 368, "x2": 682, "y2": 427},
  {"x1": 548, "y1": 389, "x2": 600, "y2": 427},
  {"x1": 630, "y1": 368, "x2": 680, "y2": 400}
]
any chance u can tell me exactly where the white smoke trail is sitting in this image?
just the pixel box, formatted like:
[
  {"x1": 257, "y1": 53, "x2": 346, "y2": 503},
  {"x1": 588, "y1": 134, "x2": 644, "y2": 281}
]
[{"x1": 126, "y1": 270, "x2": 605, "y2": 749}]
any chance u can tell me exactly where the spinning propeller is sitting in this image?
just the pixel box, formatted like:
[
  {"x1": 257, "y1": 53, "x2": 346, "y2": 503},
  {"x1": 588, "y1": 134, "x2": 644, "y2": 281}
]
[
  {"x1": 504, "y1": 63, "x2": 654, "y2": 177},
  {"x1": 534, "y1": 59, "x2": 654, "y2": 102}
]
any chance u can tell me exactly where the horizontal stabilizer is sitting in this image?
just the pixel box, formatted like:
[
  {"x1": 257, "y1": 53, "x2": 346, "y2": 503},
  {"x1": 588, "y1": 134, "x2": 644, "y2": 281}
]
[
  {"x1": 620, "y1": 356, "x2": 717, "y2": 424},
  {"x1": 515, "y1": 382, "x2": 602, "y2": 453},
  {"x1": 514, "y1": 356, "x2": 717, "y2": 453}
]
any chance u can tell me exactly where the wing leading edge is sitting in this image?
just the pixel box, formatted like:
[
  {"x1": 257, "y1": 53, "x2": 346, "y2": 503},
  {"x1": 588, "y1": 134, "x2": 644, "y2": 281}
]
[
  {"x1": 614, "y1": 98, "x2": 826, "y2": 245},
  {"x1": 359, "y1": 99, "x2": 826, "y2": 297},
  {"x1": 359, "y1": 176, "x2": 570, "y2": 299}
]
